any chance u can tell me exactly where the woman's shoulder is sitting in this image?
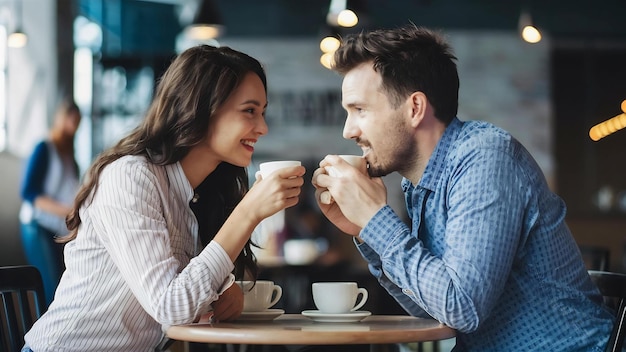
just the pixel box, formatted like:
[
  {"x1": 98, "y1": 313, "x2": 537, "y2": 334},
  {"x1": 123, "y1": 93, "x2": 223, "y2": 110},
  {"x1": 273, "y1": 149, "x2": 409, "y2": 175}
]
[
  {"x1": 109, "y1": 154, "x2": 149, "y2": 167},
  {"x1": 31, "y1": 140, "x2": 50, "y2": 155},
  {"x1": 105, "y1": 155, "x2": 167, "y2": 180}
]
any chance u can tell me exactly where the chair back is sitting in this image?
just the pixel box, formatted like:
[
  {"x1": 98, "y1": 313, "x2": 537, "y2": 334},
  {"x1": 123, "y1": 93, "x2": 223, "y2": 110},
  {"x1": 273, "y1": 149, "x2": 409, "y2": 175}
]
[
  {"x1": 580, "y1": 245, "x2": 610, "y2": 271},
  {"x1": 589, "y1": 270, "x2": 626, "y2": 352},
  {"x1": 0, "y1": 265, "x2": 47, "y2": 352}
]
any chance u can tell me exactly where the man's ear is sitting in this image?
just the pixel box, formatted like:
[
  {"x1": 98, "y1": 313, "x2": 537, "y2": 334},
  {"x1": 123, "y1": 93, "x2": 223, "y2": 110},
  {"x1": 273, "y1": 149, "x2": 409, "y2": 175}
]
[{"x1": 408, "y1": 91, "x2": 427, "y2": 128}]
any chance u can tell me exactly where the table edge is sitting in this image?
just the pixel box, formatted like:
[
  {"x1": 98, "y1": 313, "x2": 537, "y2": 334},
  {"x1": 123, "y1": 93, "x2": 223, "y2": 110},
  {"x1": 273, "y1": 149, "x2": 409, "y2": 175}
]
[{"x1": 166, "y1": 314, "x2": 456, "y2": 345}]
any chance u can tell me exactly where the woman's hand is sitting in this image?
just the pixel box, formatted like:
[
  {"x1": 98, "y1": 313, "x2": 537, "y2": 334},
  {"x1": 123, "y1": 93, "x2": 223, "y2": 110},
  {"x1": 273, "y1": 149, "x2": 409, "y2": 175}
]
[
  {"x1": 213, "y1": 165, "x2": 305, "y2": 262},
  {"x1": 241, "y1": 165, "x2": 306, "y2": 223},
  {"x1": 211, "y1": 283, "x2": 243, "y2": 322}
]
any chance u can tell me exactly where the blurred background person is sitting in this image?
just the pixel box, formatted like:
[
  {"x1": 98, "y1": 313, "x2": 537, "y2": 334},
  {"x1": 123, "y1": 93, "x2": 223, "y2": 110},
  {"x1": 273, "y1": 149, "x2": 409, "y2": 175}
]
[{"x1": 18, "y1": 97, "x2": 82, "y2": 305}]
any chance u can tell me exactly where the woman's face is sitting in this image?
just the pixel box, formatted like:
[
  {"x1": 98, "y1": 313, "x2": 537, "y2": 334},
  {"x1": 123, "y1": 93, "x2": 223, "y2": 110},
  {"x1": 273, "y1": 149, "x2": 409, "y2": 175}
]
[
  {"x1": 203, "y1": 72, "x2": 268, "y2": 168},
  {"x1": 64, "y1": 109, "x2": 81, "y2": 136},
  {"x1": 54, "y1": 107, "x2": 81, "y2": 138}
]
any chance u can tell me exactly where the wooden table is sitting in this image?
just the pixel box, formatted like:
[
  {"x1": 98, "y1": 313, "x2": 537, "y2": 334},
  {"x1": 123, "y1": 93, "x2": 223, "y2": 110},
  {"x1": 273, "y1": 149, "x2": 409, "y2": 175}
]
[{"x1": 166, "y1": 314, "x2": 455, "y2": 349}]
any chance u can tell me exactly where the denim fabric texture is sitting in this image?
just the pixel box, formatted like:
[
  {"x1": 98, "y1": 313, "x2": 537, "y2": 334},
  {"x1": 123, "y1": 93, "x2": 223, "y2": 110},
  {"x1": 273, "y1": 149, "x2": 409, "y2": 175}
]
[{"x1": 20, "y1": 220, "x2": 64, "y2": 305}]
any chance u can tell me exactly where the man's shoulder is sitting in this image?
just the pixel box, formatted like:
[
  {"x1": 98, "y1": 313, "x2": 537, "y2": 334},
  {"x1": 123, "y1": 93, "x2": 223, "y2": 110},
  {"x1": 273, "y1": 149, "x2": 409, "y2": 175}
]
[
  {"x1": 453, "y1": 120, "x2": 516, "y2": 153},
  {"x1": 458, "y1": 119, "x2": 511, "y2": 139}
]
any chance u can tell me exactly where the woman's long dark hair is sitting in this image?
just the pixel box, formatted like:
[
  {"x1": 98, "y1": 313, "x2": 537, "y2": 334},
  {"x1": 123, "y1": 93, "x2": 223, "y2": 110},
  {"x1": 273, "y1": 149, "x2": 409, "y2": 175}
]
[{"x1": 60, "y1": 45, "x2": 266, "y2": 280}]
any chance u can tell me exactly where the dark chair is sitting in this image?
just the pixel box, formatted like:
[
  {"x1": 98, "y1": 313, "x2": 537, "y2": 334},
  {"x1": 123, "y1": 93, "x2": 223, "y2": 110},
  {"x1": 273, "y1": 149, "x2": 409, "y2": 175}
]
[
  {"x1": 588, "y1": 270, "x2": 626, "y2": 352},
  {"x1": 0, "y1": 265, "x2": 47, "y2": 352},
  {"x1": 580, "y1": 245, "x2": 611, "y2": 271}
]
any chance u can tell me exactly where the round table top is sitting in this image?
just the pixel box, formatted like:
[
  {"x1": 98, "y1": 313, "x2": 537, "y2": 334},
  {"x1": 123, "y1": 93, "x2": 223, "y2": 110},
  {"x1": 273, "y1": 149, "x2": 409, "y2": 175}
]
[{"x1": 166, "y1": 314, "x2": 455, "y2": 345}]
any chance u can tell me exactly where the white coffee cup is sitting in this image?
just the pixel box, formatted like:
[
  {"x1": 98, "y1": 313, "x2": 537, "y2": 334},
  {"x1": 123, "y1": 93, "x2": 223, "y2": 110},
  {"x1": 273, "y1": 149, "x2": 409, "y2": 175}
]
[
  {"x1": 237, "y1": 280, "x2": 283, "y2": 312},
  {"x1": 326, "y1": 155, "x2": 365, "y2": 177},
  {"x1": 258, "y1": 160, "x2": 301, "y2": 178},
  {"x1": 320, "y1": 155, "x2": 365, "y2": 204},
  {"x1": 283, "y1": 239, "x2": 320, "y2": 265},
  {"x1": 312, "y1": 282, "x2": 368, "y2": 314}
]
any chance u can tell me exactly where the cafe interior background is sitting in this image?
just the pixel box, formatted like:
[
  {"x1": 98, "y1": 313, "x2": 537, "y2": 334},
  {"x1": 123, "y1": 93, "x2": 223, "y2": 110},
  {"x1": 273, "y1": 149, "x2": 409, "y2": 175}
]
[{"x1": 0, "y1": 0, "x2": 625, "y2": 313}]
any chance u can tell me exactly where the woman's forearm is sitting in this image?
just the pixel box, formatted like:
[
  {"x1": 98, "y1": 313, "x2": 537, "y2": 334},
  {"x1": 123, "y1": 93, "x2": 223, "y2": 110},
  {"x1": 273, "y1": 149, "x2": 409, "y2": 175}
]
[{"x1": 34, "y1": 196, "x2": 72, "y2": 218}]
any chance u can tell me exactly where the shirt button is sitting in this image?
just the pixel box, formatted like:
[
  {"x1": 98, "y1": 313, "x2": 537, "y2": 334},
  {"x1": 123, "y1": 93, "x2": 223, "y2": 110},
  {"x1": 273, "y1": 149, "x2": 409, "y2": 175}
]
[{"x1": 402, "y1": 288, "x2": 414, "y2": 296}]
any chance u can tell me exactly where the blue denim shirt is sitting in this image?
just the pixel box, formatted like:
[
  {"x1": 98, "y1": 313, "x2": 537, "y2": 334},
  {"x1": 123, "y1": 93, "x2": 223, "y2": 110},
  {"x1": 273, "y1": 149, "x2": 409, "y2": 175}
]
[{"x1": 356, "y1": 118, "x2": 614, "y2": 351}]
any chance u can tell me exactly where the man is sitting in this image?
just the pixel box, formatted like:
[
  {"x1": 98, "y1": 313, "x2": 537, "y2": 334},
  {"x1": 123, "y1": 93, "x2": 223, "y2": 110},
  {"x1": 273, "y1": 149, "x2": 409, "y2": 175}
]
[{"x1": 312, "y1": 25, "x2": 614, "y2": 351}]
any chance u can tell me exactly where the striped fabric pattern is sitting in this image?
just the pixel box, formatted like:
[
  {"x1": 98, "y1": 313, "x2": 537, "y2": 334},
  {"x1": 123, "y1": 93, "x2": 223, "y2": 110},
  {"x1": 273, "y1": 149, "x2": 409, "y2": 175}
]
[{"x1": 24, "y1": 155, "x2": 235, "y2": 351}]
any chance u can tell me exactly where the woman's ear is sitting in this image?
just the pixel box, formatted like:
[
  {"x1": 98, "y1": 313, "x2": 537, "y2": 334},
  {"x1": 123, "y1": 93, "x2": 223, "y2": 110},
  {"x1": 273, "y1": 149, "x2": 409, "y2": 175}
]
[{"x1": 408, "y1": 91, "x2": 427, "y2": 128}]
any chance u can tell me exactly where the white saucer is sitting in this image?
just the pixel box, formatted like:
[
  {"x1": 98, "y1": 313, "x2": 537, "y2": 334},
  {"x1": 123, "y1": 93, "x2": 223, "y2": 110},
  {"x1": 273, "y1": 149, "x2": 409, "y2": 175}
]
[
  {"x1": 301, "y1": 310, "x2": 371, "y2": 323},
  {"x1": 236, "y1": 309, "x2": 285, "y2": 321}
]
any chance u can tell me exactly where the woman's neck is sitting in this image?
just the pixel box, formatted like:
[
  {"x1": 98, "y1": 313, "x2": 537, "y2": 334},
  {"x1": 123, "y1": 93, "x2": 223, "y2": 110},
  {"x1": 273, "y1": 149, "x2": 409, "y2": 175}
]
[{"x1": 180, "y1": 147, "x2": 220, "y2": 189}]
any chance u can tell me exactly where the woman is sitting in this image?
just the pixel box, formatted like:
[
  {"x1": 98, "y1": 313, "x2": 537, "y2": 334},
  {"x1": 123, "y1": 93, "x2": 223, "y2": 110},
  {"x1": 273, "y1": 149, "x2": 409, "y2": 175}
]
[
  {"x1": 19, "y1": 98, "x2": 81, "y2": 305},
  {"x1": 23, "y1": 45, "x2": 305, "y2": 352}
]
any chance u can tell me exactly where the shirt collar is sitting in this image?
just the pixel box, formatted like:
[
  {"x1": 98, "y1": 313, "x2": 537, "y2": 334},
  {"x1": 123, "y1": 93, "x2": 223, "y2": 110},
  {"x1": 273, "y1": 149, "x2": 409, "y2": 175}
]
[
  {"x1": 401, "y1": 117, "x2": 463, "y2": 193},
  {"x1": 165, "y1": 161, "x2": 195, "y2": 204}
]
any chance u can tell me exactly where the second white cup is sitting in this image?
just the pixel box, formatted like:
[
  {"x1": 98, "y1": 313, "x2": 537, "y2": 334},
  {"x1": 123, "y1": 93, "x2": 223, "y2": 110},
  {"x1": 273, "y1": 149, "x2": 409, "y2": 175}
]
[
  {"x1": 258, "y1": 160, "x2": 301, "y2": 178},
  {"x1": 237, "y1": 280, "x2": 283, "y2": 312},
  {"x1": 312, "y1": 282, "x2": 368, "y2": 314},
  {"x1": 325, "y1": 155, "x2": 364, "y2": 177},
  {"x1": 283, "y1": 239, "x2": 320, "y2": 265},
  {"x1": 320, "y1": 155, "x2": 365, "y2": 204}
]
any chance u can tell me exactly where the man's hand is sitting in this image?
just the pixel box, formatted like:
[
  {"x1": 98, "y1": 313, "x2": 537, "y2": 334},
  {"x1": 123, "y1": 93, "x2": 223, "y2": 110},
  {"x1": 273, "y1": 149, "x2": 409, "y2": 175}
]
[{"x1": 312, "y1": 155, "x2": 387, "y2": 235}]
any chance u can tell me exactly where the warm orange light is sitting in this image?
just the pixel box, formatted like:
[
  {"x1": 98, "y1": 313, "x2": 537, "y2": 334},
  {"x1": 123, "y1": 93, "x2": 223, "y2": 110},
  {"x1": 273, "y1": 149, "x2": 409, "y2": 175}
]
[
  {"x1": 186, "y1": 24, "x2": 223, "y2": 40},
  {"x1": 589, "y1": 100, "x2": 626, "y2": 141}
]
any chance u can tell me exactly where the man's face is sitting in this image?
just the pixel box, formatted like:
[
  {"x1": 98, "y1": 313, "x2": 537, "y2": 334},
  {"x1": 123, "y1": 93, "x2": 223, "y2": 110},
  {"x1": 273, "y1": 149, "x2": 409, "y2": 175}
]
[{"x1": 341, "y1": 63, "x2": 416, "y2": 177}]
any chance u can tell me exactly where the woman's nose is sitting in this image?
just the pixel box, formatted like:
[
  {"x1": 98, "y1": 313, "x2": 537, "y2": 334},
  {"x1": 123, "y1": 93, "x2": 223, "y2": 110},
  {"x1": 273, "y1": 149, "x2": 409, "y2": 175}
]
[{"x1": 257, "y1": 117, "x2": 269, "y2": 136}]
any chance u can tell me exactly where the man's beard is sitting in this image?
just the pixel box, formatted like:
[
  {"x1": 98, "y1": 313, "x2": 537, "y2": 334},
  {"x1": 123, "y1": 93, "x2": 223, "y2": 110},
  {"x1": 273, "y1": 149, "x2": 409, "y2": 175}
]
[
  {"x1": 364, "y1": 134, "x2": 417, "y2": 178},
  {"x1": 360, "y1": 107, "x2": 417, "y2": 178},
  {"x1": 367, "y1": 160, "x2": 389, "y2": 178}
]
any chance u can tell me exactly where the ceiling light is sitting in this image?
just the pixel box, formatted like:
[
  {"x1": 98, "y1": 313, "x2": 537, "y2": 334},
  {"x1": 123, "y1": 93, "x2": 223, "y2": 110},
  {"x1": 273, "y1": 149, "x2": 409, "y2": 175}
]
[
  {"x1": 8, "y1": 29, "x2": 27, "y2": 48},
  {"x1": 320, "y1": 52, "x2": 334, "y2": 69},
  {"x1": 320, "y1": 36, "x2": 340, "y2": 53},
  {"x1": 8, "y1": 0, "x2": 27, "y2": 48},
  {"x1": 518, "y1": 10, "x2": 541, "y2": 44},
  {"x1": 185, "y1": 0, "x2": 224, "y2": 40},
  {"x1": 326, "y1": 0, "x2": 359, "y2": 28},
  {"x1": 336, "y1": 9, "x2": 358, "y2": 27}
]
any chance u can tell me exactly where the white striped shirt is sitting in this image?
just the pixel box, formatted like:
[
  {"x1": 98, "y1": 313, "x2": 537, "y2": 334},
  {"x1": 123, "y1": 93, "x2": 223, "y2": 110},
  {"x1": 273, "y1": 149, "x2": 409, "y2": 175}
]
[{"x1": 24, "y1": 155, "x2": 235, "y2": 352}]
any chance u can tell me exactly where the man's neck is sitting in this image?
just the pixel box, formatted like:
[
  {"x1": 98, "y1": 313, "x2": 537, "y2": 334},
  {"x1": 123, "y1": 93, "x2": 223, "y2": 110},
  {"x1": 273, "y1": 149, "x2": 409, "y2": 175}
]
[{"x1": 404, "y1": 117, "x2": 447, "y2": 185}]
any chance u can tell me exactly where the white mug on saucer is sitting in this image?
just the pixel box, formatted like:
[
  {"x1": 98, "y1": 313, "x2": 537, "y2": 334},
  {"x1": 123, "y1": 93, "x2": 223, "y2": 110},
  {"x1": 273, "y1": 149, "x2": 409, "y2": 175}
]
[
  {"x1": 237, "y1": 280, "x2": 283, "y2": 312},
  {"x1": 312, "y1": 282, "x2": 368, "y2": 314}
]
